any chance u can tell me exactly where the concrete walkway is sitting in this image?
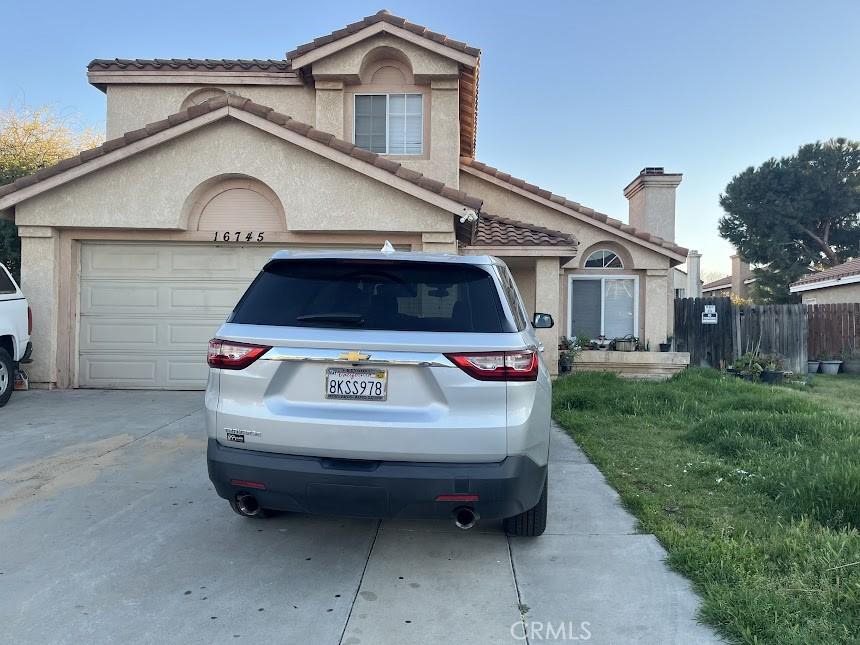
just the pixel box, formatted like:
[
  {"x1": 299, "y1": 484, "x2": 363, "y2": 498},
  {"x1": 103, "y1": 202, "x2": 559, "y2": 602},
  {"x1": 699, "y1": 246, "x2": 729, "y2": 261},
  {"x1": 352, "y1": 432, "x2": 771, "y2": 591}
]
[{"x1": 0, "y1": 391, "x2": 720, "y2": 644}]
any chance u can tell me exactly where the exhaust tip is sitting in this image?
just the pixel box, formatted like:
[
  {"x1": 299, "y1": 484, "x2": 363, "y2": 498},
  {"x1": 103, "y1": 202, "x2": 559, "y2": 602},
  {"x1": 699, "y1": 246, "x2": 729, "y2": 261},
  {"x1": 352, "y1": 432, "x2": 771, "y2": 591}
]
[
  {"x1": 235, "y1": 493, "x2": 261, "y2": 517},
  {"x1": 453, "y1": 506, "x2": 479, "y2": 530}
]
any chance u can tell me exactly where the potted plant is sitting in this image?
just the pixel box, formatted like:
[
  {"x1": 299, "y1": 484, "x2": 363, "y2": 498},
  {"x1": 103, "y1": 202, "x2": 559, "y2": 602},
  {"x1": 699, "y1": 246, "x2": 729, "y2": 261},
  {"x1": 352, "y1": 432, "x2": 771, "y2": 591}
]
[
  {"x1": 558, "y1": 350, "x2": 573, "y2": 373},
  {"x1": 760, "y1": 355, "x2": 785, "y2": 385},
  {"x1": 614, "y1": 335, "x2": 638, "y2": 352},
  {"x1": 842, "y1": 346, "x2": 860, "y2": 374},
  {"x1": 733, "y1": 352, "x2": 764, "y2": 381},
  {"x1": 807, "y1": 354, "x2": 821, "y2": 374},
  {"x1": 821, "y1": 354, "x2": 843, "y2": 375},
  {"x1": 658, "y1": 334, "x2": 672, "y2": 352}
]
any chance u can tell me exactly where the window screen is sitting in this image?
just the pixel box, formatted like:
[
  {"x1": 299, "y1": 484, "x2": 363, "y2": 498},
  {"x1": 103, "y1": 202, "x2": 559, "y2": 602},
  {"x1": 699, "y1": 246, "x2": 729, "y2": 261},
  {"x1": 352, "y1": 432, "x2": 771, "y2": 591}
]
[
  {"x1": 354, "y1": 95, "x2": 387, "y2": 153},
  {"x1": 354, "y1": 94, "x2": 423, "y2": 155},
  {"x1": 231, "y1": 260, "x2": 511, "y2": 333},
  {"x1": 570, "y1": 280, "x2": 601, "y2": 338}
]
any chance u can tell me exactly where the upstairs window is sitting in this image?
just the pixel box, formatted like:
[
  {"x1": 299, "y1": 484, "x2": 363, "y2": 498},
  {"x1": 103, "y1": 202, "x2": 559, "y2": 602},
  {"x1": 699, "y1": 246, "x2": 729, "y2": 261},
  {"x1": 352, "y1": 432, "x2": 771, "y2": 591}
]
[
  {"x1": 354, "y1": 94, "x2": 423, "y2": 155},
  {"x1": 584, "y1": 249, "x2": 623, "y2": 268}
]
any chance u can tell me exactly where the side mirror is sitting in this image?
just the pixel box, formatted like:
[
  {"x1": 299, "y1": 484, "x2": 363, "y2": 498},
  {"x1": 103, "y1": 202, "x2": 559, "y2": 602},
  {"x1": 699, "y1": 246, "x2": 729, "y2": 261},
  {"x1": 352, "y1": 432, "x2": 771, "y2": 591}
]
[{"x1": 533, "y1": 312, "x2": 554, "y2": 329}]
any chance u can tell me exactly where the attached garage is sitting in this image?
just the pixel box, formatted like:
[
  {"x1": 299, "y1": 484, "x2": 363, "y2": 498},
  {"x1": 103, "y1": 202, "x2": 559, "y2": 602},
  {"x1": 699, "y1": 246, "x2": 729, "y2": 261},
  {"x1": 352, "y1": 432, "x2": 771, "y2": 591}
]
[
  {"x1": 77, "y1": 242, "x2": 393, "y2": 389},
  {"x1": 78, "y1": 243, "x2": 276, "y2": 389}
]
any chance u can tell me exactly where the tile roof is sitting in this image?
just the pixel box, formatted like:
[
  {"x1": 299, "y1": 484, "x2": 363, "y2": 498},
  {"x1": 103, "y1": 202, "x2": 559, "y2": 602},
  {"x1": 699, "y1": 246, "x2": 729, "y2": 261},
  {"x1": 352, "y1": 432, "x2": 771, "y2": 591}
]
[
  {"x1": 791, "y1": 258, "x2": 860, "y2": 287},
  {"x1": 285, "y1": 10, "x2": 480, "y2": 60},
  {"x1": 469, "y1": 212, "x2": 578, "y2": 248},
  {"x1": 460, "y1": 157, "x2": 690, "y2": 258},
  {"x1": 0, "y1": 94, "x2": 483, "y2": 214},
  {"x1": 88, "y1": 59, "x2": 293, "y2": 72},
  {"x1": 285, "y1": 9, "x2": 480, "y2": 158},
  {"x1": 702, "y1": 275, "x2": 732, "y2": 290}
]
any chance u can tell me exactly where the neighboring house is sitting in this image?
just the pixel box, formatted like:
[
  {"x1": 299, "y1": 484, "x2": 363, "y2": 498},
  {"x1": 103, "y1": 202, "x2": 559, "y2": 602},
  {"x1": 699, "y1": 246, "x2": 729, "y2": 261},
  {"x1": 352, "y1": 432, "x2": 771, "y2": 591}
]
[
  {"x1": 790, "y1": 258, "x2": 860, "y2": 304},
  {"x1": 701, "y1": 254, "x2": 753, "y2": 299},
  {"x1": 672, "y1": 265, "x2": 704, "y2": 300},
  {"x1": 0, "y1": 10, "x2": 694, "y2": 389}
]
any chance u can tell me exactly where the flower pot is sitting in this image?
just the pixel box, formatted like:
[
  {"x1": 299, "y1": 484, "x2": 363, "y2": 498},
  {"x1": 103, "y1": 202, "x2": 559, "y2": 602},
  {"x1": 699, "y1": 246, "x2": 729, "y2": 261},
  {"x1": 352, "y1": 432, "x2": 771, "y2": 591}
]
[
  {"x1": 614, "y1": 339, "x2": 637, "y2": 352},
  {"x1": 659, "y1": 343, "x2": 670, "y2": 352},
  {"x1": 820, "y1": 360, "x2": 842, "y2": 375},
  {"x1": 842, "y1": 358, "x2": 860, "y2": 374},
  {"x1": 761, "y1": 370, "x2": 784, "y2": 385},
  {"x1": 558, "y1": 360, "x2": 571, "y2": 374},
  {"x1": 807, "y1": 361, "x2": 820, "y2": 374}
]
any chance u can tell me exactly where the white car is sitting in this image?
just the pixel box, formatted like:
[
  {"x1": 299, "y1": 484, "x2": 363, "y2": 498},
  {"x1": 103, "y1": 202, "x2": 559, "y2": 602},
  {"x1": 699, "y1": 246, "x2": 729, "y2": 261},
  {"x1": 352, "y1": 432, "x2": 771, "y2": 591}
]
[
  {"x1": 0, "y1": 264, "x2": 31, "y2": 407},
  {"x1": 205, "y1": 251, "x2": 553, "y2": 536}
]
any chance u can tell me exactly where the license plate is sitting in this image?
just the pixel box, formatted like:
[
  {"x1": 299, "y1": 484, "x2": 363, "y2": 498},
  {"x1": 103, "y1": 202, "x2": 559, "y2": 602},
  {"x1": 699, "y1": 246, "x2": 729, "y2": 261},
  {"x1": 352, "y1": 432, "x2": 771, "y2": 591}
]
[{"x1": 325, "y1": 367, "x2": 388, "y2": 401}]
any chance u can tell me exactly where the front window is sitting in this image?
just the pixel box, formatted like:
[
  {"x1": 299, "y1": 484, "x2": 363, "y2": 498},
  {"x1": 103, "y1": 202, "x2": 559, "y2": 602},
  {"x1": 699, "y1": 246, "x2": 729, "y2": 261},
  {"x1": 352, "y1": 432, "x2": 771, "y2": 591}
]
[
  {"x1": 354, "y1": 94, "x2": 423, "y2": 155},
  {"x1": 569, "y1": 277, "x2": 637, "y2": 339}
]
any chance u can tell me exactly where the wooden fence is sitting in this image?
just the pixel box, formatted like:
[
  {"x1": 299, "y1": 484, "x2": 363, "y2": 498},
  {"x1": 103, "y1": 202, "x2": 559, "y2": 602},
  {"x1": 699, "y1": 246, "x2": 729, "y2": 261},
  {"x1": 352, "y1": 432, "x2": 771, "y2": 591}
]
[
  {"x1": 807, "y1": 303, "x2": 860, "y2": 359},
  {"x1": 674, "y1": 298, "x2": 808, "y2": 373}
]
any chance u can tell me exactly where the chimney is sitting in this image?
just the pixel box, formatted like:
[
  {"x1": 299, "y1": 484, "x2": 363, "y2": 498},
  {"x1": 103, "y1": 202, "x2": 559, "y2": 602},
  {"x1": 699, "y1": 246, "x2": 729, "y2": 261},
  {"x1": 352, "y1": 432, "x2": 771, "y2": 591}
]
[
  {"x1": 623, "y1": 167, "x2": 683, "y2": 242},
  {"x1": 686, "y1": 250, "x2": 702, "y2": 298},
  {"x1": 731, "y1": 254, "x2": 751, "y2": 298}
]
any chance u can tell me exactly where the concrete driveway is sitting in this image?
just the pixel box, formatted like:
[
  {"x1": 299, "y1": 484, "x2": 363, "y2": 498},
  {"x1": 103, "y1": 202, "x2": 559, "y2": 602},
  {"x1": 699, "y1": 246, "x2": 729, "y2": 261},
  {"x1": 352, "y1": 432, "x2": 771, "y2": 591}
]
[{"x1": 0, "y1": 391, "x2": 720, "y2": 644}]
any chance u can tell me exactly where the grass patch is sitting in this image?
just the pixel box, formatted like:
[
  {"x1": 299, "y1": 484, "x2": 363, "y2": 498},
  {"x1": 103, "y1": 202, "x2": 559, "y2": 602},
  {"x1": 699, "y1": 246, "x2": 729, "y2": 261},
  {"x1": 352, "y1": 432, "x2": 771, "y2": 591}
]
[{"x1": 553, "y1": 369, "x2": 860, "y2": 644}]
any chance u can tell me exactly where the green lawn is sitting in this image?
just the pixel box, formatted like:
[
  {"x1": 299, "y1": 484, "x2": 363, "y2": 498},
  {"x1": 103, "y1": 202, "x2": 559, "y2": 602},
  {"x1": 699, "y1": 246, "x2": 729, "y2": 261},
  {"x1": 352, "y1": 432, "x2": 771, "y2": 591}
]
[{"x1": 552, "y1": 369, "x2": 860, "y2": 645}]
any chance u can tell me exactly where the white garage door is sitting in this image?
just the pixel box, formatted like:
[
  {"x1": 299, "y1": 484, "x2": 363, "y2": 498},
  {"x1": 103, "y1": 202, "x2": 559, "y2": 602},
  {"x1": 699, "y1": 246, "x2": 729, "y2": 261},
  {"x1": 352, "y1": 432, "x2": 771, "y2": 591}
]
[{"x1": 79, "y1": 243, "x2": 288, "y2": 389}]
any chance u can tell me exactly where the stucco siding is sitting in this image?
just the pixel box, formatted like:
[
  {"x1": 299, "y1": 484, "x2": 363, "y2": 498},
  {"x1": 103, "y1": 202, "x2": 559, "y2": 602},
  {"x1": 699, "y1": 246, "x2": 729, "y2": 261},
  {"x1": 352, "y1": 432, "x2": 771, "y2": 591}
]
[
  {"x1": 105, "y1": 85, "x2": 316, "y2": 139},
  {"x1": 15, "y1": 119, "x2": 456, "y2": 235},
  {"x1": 801, "y1": 283, "x2": 860, "y2": 304},
  {"x1": 459, "y1": 171, "x2": 673, "y2": 271}
]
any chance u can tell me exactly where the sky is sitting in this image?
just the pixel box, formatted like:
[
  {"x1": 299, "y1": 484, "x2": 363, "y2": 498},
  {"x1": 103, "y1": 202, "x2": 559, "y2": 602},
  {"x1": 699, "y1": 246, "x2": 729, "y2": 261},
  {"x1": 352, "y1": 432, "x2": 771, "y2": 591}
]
[{"x1": 2, "y1": 0, "x2": 859, "y2": 276}]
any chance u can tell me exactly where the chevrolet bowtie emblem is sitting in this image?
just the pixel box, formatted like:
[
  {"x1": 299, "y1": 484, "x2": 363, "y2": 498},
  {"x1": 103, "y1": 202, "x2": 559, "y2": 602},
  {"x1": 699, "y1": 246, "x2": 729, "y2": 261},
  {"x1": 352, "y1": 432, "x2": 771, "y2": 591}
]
[{"x1": 339, "y1": 351, "x2": 371, "y2": 361}]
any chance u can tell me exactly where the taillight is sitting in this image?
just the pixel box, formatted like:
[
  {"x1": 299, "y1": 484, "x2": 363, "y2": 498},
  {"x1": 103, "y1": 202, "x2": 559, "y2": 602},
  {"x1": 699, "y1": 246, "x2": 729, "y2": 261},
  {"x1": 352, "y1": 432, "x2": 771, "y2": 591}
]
[
  {"x1": 207, "y1": 339, "x2": 271, "y2": 370},
  {"x1": 27, "y1": 306, "x2": 32, "y2": 335},
  {"x1": 445, "y1": 350, "x2": 539, "y2": 381}
]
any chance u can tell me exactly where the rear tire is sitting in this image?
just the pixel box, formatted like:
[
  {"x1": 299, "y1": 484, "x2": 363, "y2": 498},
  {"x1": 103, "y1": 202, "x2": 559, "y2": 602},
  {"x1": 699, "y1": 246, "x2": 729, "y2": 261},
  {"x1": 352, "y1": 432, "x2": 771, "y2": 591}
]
[
  {"x1": 504, "y1": 476, "x2": 547, "y2": 537},
  {"x1": 228, "y1": 497, "x2": 270, "y2": 519},
  {"x1": 0, "y1": 348, "x2": 14, "y2": 408}
]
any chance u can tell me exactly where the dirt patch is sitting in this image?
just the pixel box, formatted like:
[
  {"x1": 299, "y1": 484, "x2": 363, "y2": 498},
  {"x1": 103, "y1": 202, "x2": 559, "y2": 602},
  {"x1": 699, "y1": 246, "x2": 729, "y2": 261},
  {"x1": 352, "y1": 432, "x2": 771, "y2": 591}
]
[{"x1": 0, "y1": 434, "x2": 135, "y2": 519}]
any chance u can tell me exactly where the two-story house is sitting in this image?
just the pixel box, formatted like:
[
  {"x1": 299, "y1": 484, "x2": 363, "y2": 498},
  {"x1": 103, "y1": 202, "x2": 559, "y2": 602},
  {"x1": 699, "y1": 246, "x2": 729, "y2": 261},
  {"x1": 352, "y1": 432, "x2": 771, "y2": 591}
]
[{"x1": 0, "y1": 10, "x2": 696, "y2": 389}]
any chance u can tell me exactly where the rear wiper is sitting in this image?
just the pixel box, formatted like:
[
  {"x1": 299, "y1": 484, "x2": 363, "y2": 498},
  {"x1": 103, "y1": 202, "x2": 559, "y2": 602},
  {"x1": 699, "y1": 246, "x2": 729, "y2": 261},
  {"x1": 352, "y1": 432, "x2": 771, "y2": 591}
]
[{"x1": 296, "y1": 313, "x2": 365, "y2": 326}]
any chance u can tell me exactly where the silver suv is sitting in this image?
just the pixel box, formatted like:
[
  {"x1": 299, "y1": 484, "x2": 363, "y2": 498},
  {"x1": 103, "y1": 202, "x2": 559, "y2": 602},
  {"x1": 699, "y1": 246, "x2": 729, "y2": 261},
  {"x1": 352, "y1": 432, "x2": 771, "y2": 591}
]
[{"x1": 206, "y1": 250, "x2": 553, "y2": 536}]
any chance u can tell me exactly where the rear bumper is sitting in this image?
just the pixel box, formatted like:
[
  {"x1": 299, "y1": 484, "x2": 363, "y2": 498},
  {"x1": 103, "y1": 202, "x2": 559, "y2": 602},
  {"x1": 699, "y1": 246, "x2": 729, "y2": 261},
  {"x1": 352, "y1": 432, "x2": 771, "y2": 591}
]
[{"x1": 207, "y1": 438, "x2": 546, "y2": 520}]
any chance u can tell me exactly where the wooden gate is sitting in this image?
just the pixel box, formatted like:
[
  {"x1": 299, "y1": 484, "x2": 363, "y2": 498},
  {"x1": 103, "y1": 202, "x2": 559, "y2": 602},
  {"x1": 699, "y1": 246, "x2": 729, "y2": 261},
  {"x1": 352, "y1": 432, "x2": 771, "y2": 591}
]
[
  {"x1": 673, "y1": 297, "x2": 734, "y2": 368},
  {"x1": 674, "y1": 298, "x2": 808, "y2": 373}
]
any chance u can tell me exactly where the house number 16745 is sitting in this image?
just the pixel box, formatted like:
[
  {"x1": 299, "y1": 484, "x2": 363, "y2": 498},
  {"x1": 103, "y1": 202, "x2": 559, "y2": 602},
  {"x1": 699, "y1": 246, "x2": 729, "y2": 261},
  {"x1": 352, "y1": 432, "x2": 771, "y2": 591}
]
[{"x1": 213, "y1": 232, "x2": 265, "y2": 242}]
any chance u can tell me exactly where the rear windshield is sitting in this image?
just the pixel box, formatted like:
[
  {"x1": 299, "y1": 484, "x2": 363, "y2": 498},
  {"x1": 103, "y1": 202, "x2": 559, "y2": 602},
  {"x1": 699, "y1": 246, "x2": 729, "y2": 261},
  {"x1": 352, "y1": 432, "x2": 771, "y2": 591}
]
[{"x1": 230, "y1": 259, "x2": 511, "y2": 333}]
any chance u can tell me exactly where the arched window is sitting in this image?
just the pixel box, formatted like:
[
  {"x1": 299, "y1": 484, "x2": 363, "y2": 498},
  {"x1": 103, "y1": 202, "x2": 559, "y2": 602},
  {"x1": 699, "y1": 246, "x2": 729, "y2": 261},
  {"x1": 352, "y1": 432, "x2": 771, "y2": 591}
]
[
  {"x1": 584, "y1": 249, "x2": 623, "y2": 268},
  {"x1": 181, "y1": 88, "x2": 227, "y2": 111}
]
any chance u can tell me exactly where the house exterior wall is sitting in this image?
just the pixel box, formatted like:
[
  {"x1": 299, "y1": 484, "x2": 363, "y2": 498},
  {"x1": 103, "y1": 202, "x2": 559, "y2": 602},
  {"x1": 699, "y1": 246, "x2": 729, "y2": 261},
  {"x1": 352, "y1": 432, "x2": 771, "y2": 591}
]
[
  {"x1": 15, "y1": 120, "x2": 454, "y2": 234},
  {"x1": 102, "y1": 35, "x2": 462, "y2": 187},
  {"x1": 800, "y1": 283, "x2": 860, "y2": 304},
  {"x1": 105, "y1": 84, "x2": 317, "y2": 139},
  {"x1": 459, "y1": 170, "x2": 676, "y2": 346}
]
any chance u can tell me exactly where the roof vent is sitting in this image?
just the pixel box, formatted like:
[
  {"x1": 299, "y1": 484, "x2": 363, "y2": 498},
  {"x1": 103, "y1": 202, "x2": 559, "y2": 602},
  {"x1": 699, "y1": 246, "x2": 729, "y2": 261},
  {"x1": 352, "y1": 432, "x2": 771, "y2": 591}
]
[{"x1": 641, "y1": 167, "x2": 665, "y2": 176}]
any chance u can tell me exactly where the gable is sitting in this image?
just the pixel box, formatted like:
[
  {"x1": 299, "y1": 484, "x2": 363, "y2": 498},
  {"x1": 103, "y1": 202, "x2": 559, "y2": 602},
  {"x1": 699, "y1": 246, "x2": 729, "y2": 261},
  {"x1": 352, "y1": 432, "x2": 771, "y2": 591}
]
[{"x1": 12, "y1": 118, "x2": 463, "y2": 236}]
